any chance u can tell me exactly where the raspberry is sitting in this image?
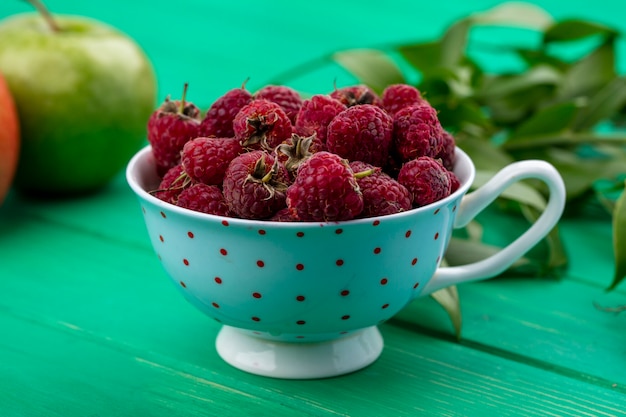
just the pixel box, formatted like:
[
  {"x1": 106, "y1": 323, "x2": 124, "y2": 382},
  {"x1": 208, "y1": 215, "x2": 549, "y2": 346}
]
[
  {"x1": 397, "y1": 156, "x2": 452, "y2": 207},
  {"x1": 181, "y1": 137, "x2": 243, "y2": 186},
  {"x1": 233, "y1": 99, "x2": 293, "y2": 151},
  {"x1": 177, "y1": 183, "x2": 231, "y2": 216},
  {"x1": 382, "y1": 84, "x2": 425, "y2": 116},
  {"x1": 436, "y1": 130, "x2": 456, "y2": 171},
  {"x1": 393, "y1": 103, "x2": 444, "y2": 162},
  {"x1": 222, "y1": 150, "x2": 289, "y2": 219},
  {"x1": 349, "y1": 161, "x2": 412, "y2": 217},
  {"x1": 254, "y1": 85, "x2": 303, "y2": 124},
  {"x1": 326, "y1": 104, "x2": 393, "y2": 167},
  {"x1": 199, "y1": 85, "x2": 252, "y2": 138},
  {"x1": 147, "y1": 87, "x2": 201, "y2": 176},
  {"x1": 152, "y1": 164, "x2": 189, "y2": 204},
  {"x1": 268, "y1": 207, "x2": 298, "y2": 222},
  {"x1": 330, "y1": 84, "x2": 383, "y2": 107},
  {"x1": 294, "y1": 94, "x2": 346, "y2": 145},
  {"x1": 286, "y1": 151, "x2": 363, "y2": 221},
  {"x1": 448, "y1": 170, "x2": 461, "y2": 193}
]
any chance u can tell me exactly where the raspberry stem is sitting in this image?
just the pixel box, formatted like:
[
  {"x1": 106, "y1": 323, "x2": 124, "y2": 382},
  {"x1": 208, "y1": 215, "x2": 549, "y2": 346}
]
[
  {"x1": 24, "y1": 0, "x2": 61, "y2": 32},
  {"x1": 353, "y1": 167, "x2": 379, "y2": 179},
  {"x1": 178, "y1": 82, "x2": 189, "y2": 115}
]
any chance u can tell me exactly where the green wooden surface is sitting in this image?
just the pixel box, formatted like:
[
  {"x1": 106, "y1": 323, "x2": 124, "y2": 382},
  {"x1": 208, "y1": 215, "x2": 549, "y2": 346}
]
[{"x1": 2, "y1": 1, "x2": 626, "y2": 416}]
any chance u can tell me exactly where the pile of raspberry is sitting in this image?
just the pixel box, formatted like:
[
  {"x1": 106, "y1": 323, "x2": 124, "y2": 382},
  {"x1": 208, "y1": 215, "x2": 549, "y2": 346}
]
[{"x1": 147, "y1": 83, "x2": 460, "y2": 222}]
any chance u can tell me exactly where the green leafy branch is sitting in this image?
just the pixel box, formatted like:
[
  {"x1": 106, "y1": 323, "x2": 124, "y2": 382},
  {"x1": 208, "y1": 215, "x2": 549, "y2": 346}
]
[{"x1": 270, "y1": 2, "x2": 626, "y2": 293}]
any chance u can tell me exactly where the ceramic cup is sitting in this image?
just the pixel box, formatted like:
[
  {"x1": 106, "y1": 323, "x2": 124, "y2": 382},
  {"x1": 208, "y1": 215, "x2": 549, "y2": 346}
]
[{"x1": 126, "y1": 145, "x2": 565, "y2": 379}]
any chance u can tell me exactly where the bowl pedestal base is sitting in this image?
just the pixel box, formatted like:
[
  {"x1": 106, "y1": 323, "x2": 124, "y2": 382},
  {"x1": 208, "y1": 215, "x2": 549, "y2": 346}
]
[{"x1": 215, "y1": 325, "x2": 384, "y2": 379}]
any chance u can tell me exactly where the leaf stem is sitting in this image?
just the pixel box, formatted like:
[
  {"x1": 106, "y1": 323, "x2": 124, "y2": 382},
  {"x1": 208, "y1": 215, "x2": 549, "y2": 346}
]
[
  {"x1": 24, "y1": 0, "x2": 61, "y2": 32},
  {"x1": 502, "y1": 132, "x2": 626, "y2": 151}
]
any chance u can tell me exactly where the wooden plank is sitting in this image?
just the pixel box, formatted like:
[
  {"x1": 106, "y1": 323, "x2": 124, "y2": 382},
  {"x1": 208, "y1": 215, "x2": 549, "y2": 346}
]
[
  {"x1": 395, "y1": 277, "x2": 626, "y2": 387},
  {"x1": 0, "y1": 216, "x2": 624, "y2": 415},
  {"x1": 2, "y1": 309, "x2": 626, "y2": 417}
]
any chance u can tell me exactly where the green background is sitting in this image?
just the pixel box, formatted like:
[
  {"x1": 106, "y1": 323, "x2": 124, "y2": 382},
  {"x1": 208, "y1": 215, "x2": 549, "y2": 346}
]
[
  {"x1": 1, "y1": 1, "x2": 626, "y2": 416},
  {"x1": 3, "y1": 1, "x2": 626, "y2": 107}
]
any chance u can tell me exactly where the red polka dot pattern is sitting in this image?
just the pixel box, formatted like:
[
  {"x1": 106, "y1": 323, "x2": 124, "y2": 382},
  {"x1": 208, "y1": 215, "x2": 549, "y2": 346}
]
[{"x1": 146, "y1": 194, "x2": 462, "y2": 342}]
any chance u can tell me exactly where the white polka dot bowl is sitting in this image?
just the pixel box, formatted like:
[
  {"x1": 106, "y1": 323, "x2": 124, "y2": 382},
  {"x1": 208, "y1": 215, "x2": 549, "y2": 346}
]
[{"x1": 126, "y1": 145, "x2": 565, "y2": 379}]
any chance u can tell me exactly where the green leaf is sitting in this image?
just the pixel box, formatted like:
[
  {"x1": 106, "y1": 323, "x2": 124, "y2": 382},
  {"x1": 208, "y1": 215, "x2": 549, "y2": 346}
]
[
  {"x1": 481, "y1": 83, "x2": 555, "y2": 126},
  {"x1": 609, "y1": 186, "x2": 626, "y2": 290},
  {"x1": 456, "y1": 137, "x2": 514, "y2": 172},
  {"x1": 440, "y1": 19, "x2": 472, "y2": 67},
  {"x1": 473, "y1": 170, "x2": 547, "y2": 210},
  {"x1": 556, "y1": 42, "x2": 616, "y2": 101},
  {"x1": 398, "y1": 41, "x2": 442, "y2": 76},
  {"x1": 519, "y1": 205, "x2": 568, "y2": 273},
  {"x1": 478, "y1": 65, "x2": 562, "y2": 99},
  {"x1": 530, "y1": 147, "x2": 613, "y2": 200},
  {"x1": 420, "y1": 66, "x2": 476, "y2": 101},
  {"x1": 430, "y1": 285, "x2": 462, "y2": 339},
  {"x1": 516, "y1": 48, "x2": 569, "y2": 71},
  {"x1": 573, "y1": 77, "x2": 626, "y2": 131},
  {"x1": 507, "y1": 100, "x2": 581, "y2": 141},
  {"x1": 544, "y1": 19, "x2": 619, "y2": 43},
  {"x1": 471, "y1": 2, "x2": 554, "y2": 31},
  {"x1": 445, "y1": 237, "x2": 531, "y2": 269},
  {"x1": 437, "y1": 98, "x2": 491, "y2": 134},
  {"x1": 332, "y1": 49, "x2": 405, "y2": 93}
]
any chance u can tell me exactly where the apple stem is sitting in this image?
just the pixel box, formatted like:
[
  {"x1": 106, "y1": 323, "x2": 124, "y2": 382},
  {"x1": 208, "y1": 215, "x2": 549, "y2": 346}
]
[
  {"x1": 24, "y1": 0, "x2": 61, "y2": 32},
  {"x1": 179, "y1": 82, "x2": 189, "y2": 114}
]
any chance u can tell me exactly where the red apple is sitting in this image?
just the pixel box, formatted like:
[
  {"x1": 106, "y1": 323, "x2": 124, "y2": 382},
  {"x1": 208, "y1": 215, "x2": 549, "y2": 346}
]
[{"x1": 0, "y1": 71, "x2": 19, "y2": 204}]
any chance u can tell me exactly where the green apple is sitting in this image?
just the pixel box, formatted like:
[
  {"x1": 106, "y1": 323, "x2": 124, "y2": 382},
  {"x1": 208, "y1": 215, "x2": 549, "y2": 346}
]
[{"x1": 0, "y1": 4, "x2": 156, "y2": 195}]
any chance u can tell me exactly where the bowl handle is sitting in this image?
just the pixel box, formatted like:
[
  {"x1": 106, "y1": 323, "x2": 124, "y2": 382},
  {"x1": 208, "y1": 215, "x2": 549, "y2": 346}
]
[{"x1": 420, "y1": 160, "x2": 566, "y2": 296}]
